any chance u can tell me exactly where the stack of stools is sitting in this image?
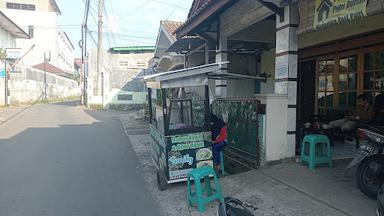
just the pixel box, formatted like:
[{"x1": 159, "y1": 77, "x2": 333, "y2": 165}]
[
  {"x1": 186, "y1": 166, "x2": 224, "y2": 212},
  {"x1": 300, "y1": 134, "x2": 333, "y2": 170}
]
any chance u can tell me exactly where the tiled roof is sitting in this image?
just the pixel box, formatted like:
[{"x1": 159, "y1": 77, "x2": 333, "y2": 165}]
[
  {"x1": 187, "y1": 0, "x2": 213, "y2": 18},
  {"x1": 160, "y1": 20, "x2": 184, "y2": 42},
  {"x1": 32, "y1": 62, "x2": 66, "y2": 75},
  {"x1": 175, "y1": 0, "x2": 232, "y2": 37},
  {"x1": 182, "y1": 0, "x2": 214, "y2": 30}
]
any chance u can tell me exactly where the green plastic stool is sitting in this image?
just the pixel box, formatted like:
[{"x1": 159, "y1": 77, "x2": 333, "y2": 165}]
[
  {"x1": 187, "y1": 166, "x2": 224, "y2": 212},
  {"x1": 300, "y1": 134, "x2": 333, "y2": 170}
]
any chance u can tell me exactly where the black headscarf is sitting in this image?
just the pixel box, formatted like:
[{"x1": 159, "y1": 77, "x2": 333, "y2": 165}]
[{"x1": 210, "y1": 114, "x2": 225, "y2": 140}]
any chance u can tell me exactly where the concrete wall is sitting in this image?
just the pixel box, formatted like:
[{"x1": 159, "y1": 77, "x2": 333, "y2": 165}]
[
  {"x1": 256, "y1": 94, "x2": 290, "y2": 162},
  {"x1": 0, "y1": 26, "x2": 16, "y2": 48},
  {"x1": 0, "y1": 65, "x2": 80, "y2": 106},
  {"x1": 87, "y1": 49, "x2": 153, "y2": 106},
  {"x1": 260, "y1": 49, "x2": 275, "y2": 94}
]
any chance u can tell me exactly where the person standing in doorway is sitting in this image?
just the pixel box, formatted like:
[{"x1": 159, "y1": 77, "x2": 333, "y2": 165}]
[{"x1": 210, "y1": 114, "x2": 227, "y2": 175}]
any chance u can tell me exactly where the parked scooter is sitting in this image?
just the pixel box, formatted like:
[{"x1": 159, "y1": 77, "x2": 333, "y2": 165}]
[{"x1": 348, "y1": 124, "x2": 384, "y2": 199}]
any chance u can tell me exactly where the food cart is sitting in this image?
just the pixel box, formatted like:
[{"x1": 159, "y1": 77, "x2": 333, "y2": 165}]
[{"x1": 143, "y1": 64, "x2": 216, "y2": 190}]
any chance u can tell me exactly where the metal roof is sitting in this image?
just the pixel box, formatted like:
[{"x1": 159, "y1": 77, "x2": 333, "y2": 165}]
[
  {"x1": 143, "y1": 62, "x2": 264, "y2": 89},
  {"x1": 109, "y1": 46, "x2": 155, "y2": 53},
  {"x1": 0, "y1": 12, "x2": 29, "y2": 39}
]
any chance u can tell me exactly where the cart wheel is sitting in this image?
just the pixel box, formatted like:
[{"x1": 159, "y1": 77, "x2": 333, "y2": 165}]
[{"x1": 156, "y1": 170, "x2": 167, "y2": 191}]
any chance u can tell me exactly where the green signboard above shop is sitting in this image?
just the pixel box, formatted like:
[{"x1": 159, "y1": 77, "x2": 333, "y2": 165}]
[{"x1": 314, "y1": 0, "x2": 368, "y2": 29}]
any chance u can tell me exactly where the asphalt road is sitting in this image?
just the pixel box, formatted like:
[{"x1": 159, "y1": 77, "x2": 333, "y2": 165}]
[{"x1": 0, "y1": 101, "x2": 160, "y2": 216}]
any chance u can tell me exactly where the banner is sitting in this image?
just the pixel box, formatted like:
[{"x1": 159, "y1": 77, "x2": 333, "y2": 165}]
[{"x1": 314, "y1": 0, "x2": 368, "y2": 29}]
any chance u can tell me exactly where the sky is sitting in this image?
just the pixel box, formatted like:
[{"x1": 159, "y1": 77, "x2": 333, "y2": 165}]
[{"x1": 56, "y1": 0, "x2": 194, "y2": 57}]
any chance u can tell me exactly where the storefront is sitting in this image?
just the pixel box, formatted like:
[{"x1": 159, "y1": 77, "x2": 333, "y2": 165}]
[
  {"x1": 297, "y1": 0, "x2": 384, "y2": 156},
  {"x1": 298, "y1": 0, "x2": 384, "y2": 118}
]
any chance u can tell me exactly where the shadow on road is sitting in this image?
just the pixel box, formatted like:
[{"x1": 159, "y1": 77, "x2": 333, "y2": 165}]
[{"x1": 0, "y1": 109, "x2": 160, "y2": 216}]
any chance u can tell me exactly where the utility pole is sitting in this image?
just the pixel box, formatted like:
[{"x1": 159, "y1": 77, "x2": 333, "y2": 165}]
[
  {"x1": 4, "y1": 49, "x2": 8, "y2": 107},
  {"x1": 97, "y1": 0, "x2": 104, "y2": 106},
  {"x1": 82, "y1": 0, "x2": 90, "y2": 106}
]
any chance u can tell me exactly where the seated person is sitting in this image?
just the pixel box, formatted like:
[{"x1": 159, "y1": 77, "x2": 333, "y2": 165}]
[
  {"x1": 373, "y1": 94, "x2": 384, "y2": 126},
  {"x1": 329, "y1": 94, "x2": 374, "y2": 132},
  {"x1": 210, "y1": 114, "x2": 227, "y2": 174}
]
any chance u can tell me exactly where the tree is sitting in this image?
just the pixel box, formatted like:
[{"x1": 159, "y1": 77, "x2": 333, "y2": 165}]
[{"x1": 0, "y1": 48, "x2": 6, "y2": 61}]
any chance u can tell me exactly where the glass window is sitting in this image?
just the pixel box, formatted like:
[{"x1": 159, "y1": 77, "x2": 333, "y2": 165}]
[
  {"x1": 165, "y1": 86, "x2": 207, "y2": 133},
  {"x1": 339, "y1": 92, "x2": 347, "y2": 108},
  {"x1": 364, "y1": 51, "x2": 384, "y2": 106},
  {"x1": 348, "y1": 73, "x2": 357, "y2": 91},
  {"x1": 318, "y1": 92, "x2": 325, "y2": 107},
  {"x1": 339, "y1": 73, "x2": 348, "y2": 91},
  {"x1": 149, "y1": 89, "x2": 164, "y2": 133},
  {"x1": 319, "y1": 75, "x2": 326, "y2": 91},
  {"x1": 364, "y1": 72, "x2": 374, "y2": 90}
]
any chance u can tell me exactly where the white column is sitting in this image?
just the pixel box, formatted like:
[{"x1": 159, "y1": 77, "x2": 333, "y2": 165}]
[
  {"x1": 274, "y1": 3, "x2": 299, "y2": 158},
  {"x1": 215, "y1": 35, "x2": 228, "y2": 98}
]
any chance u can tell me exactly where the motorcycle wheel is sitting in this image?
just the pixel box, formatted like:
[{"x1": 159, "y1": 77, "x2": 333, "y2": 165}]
[{"x1": 356, "y1": 155, "x2": 384, "y2": 199}]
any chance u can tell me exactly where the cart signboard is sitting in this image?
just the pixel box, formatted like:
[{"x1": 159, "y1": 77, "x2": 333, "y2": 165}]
[
  {"x1": 167, "y1": 132, "x2": 212, "y2": 181},
  {"x1": 150, "y1": 124, "x2": 213, "y2": 182}
]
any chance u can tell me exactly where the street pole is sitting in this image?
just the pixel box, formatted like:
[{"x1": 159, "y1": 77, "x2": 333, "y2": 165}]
[
  {"x1": 97, "y1": 0, "x2": 104, "y2": 106},
  {"x1": 82, "y1": 0, "x2": 90, "y2": 106},
  {"x1": 4, "y1": 49, "x2": 7, "y2": 107},
  {"x1": 44, "y1": 53, "x2": 47, "y2": 102}
]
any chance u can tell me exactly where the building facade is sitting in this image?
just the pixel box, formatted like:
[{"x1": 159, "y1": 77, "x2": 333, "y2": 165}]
[
  {"x1": 0, "y1": 0, "x2": 75, "y2": 76},
  {"x1": 87, "y1": 46, "x2": 155, "y2": 108},
  {"x1": 166, "y1": 0, "x2": 384, "y2": 165}
]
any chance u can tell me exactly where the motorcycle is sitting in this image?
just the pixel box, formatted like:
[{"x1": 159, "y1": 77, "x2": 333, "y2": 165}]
[{"x1": 347, "y1": 124, "x2": 384, "y2": 199}]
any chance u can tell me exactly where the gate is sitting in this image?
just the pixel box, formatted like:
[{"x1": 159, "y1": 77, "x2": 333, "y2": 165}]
[{"x1": 212, "y1": 98, "x2": 263, "y2": 169}]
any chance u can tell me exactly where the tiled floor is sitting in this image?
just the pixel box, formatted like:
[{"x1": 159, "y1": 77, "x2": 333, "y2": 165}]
[{"x1": 333, "y1": 140, "x2": 357, "y2": 159}]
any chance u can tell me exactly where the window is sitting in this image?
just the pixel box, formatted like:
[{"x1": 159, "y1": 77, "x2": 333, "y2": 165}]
[
  {"x1": 317, "y1": 59, "x2": 335, "y2": 115},
  {"x1": 364, "y1": 50, "x2": 384, "y2": 103},
  {"x1": 6, "y1": 2, "x2": 35, "y2": 11},
  {"x1": 166, "y1": 86, "x2": 206, "y2": 132},
  {"x1": 137, "y1": 61, "x2": 146, "y2": 67},
  {"x1": 117, "y1": 94, "x2": 133, "y2": 101},
  {"x1": 149, "y1": 89, "x2": 164, "y2": 133},
  {"x1": 119, "y1": 61, "x2": 128, "y2": 67},
  {"x1": 338, "y1": 56, "x2": 357, "y2": 110}
]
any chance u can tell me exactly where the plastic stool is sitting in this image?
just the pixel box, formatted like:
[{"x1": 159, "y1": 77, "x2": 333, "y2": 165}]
[
  {"x1": 300, "y1": 134, "x2": 332, "y2": 170},
  {"x1": 187, "y1": 166, "x2": 224, "y2": 212}
]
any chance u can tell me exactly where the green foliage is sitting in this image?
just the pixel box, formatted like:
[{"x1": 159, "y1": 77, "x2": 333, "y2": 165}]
[{"x1": 0, "y1": 48, "x2": 6, "y2": 61}]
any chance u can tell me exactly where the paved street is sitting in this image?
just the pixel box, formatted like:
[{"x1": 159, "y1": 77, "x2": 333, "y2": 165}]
[{"x1": 0, "y1": 101, "x2": 160, "y2": 216}]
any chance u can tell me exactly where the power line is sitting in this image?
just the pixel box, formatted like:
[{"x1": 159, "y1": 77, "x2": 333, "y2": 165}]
[
  {"x1": 151, "y1": 0, "x2": 188, "y2": 10},
  {"x1": 116, "y1": 0, "x2": 152, "y2": 22}
]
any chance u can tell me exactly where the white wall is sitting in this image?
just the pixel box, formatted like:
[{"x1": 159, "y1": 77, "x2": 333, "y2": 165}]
[
  {"x1": 0, "y1": 26, "x2": 16, "y2": 48},
  {"x1": 256, "y1": 94, "x2": 291, "y2": 162},
  {"x1": 0, "y1": 65, "x2": 80, "y2": 106},
  {"x1": 2, "y1": 9, "x2": 60, "y2": 68},
  {"x1": 57, "y1": 31, "x2": 74, "y2": 73}
]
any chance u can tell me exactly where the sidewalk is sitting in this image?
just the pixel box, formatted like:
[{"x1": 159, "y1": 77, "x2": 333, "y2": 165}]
[
  {"x1": 119, "y1": 111, "x2": 376, "y2": 216},
  {"x1": 0, "y1": 106, "x2": 29, "y2": 124}
]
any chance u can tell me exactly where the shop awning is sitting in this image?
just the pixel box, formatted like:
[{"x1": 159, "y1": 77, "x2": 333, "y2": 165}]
[{"x1": 143, "y1": 62, "x2": 265, "y2": 89}]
